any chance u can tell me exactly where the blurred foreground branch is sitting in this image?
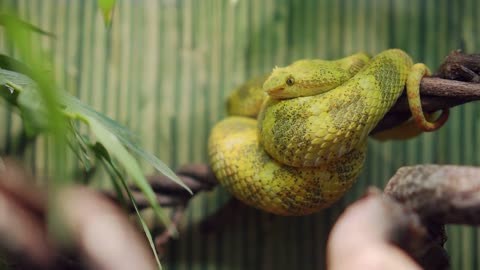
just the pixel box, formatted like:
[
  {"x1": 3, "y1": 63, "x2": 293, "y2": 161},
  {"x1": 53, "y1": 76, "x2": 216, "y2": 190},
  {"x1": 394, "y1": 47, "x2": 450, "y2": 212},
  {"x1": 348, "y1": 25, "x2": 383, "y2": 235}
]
[
  {"x1": 357, "y1": 165, "x2": 480, "y2": 270},
  {"x1": 0, "y1": 158, "x2": 158, "y2": 270}
]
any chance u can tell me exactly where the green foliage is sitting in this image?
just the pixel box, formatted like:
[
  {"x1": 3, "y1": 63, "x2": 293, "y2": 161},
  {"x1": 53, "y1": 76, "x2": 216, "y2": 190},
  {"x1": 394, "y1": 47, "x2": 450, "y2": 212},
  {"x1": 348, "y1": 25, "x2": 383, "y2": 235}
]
[
  {"x1": 1, "y1": 11, "x2": 69, "y2": 200},
  {"x1": 94, "y1": 141, "x2": 163, "y2": 268},
  {"x1": 0, "y1": 13, "x2": 55, "y2": 38},
  {"x1": 97, "y1": 0, "x2": 117, "y2": 27},
  {"x1": 0, "y1": 56, "x2": 174, "y2": 270},
  {"x1": 0, "y1": 11, "x2": 187, "y2": 270}
]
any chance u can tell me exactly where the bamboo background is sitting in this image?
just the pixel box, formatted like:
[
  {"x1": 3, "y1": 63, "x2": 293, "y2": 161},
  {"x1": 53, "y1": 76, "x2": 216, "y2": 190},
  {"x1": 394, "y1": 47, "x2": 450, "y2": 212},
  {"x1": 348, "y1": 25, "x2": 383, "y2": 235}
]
[{"x1": 0, "y1": 0, "x2": 479, "y2": 269}]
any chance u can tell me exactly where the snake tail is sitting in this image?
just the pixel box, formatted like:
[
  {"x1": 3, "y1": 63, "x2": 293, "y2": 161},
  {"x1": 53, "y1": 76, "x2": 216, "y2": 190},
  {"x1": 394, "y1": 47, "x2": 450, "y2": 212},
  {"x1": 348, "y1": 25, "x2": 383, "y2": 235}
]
[{"x1": 407, "y1": 63, "x2": 450, "y2": 131}]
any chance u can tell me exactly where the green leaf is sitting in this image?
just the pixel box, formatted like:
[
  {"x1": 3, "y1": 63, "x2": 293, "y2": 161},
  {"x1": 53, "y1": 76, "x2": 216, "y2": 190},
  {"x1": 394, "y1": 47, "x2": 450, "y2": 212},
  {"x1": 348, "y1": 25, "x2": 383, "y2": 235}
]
[
  {"x1": 133, "y1": 203, "x2": 163, "y2": 270},
  {"x1": 0, "y1": 65, "x2": 184, "y2": 265},
  {"x1": 1, "y1": 13, "x2": 67, "y2": 188},
  {"x1": 86, "y1": 116, "x2": 175, "y2": 233},
  {"x1": 17, "y1": 83, "x2": 49, "y2": 133},
  {"x1": 0, "y1": 69, "x2": 48, "y2": 135},
  {"x1": 97, "y1": 0, "x2": 117, "y2": 27},
  {"x1": 0, "y1": 13, "x2": 55, "y2": 38},
  {"x1": 0, "y1": 12, "x2": 173, "y2": 268},
  {"x1": 0, "y1": 84, "x2": 19, "y2": 106},
  {"x1": 67, "y1": 121, "x2": 94, "y2": 172},
  {"x1": 0, "y1": 54, "x2": 34, "y2": 76},
  {"x1": 121, "y1": 171, "x2": 163, "y2": 270},
  {"x1": 0, "y1": 67, "x2": 191, "y2": 198},
  {"x1": 0, "y1": 68, "x2": 38, "y2": 93},
  {"x1": 94, "y1": 143, "x2": 129, "y2": 216},
  {"x1": 62, "y1": 94, "x2": 192, "y2": 194},
  {"x1": 99, "y1": 155, "x2": 162, "y2": 270}
]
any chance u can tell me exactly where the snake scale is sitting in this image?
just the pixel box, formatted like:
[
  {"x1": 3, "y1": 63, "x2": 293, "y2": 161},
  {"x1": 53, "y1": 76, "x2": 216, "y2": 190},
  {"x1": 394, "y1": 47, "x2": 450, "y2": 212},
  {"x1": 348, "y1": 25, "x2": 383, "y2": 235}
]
[{"x1": 208, "y1": 49, "x2": 449, "y2": 216}]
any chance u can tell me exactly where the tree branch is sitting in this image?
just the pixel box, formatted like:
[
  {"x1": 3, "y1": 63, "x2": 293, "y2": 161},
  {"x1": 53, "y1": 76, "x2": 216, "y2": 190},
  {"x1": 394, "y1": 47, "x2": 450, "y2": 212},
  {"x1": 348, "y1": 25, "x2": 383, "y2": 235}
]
[{"x1": 372, "y1": 50, "x2": 480, "y2": 134}]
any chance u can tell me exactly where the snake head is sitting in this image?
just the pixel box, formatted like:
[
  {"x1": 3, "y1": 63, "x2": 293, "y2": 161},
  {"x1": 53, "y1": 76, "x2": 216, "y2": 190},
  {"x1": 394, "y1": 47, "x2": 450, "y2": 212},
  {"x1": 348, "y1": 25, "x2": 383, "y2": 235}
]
[{"x1": 263, "y1": 54, "x2": 370, "y2": 99}]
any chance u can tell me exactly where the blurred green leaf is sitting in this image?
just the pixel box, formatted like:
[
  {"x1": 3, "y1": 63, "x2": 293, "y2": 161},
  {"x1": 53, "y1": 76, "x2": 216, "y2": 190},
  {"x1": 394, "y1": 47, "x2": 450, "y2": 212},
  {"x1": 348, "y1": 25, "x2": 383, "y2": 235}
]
[
  {"x1": 1, "y1": 10, "x2": 67, "y2": 183},
  {"x1": 0, "y1": 12, "x2": 183, "y2": 267},
  {"x1": 0, "y1": 13, "x2": 55, "y2": 38},
  {"x1": 17, "y1": 83, "x2": 49, "y2": 133},
  {"x1": 2, "y1": 13, "x2": 69, "y2": 258},
  {"x1": 98, "y1": 150, "x2": 162, "y2": 269},
  {"x1": 0, "y1": 67, "x2": 189, "y2": 193},
  {"x1": 62, "y1": 94, "x2": 192, "y2": 194},
  {"x1": 96, "y1": 145, "x2": 128, "y2": 208},
  {"x1": 97, "y1": 0, "x2": 117, "y2": 27},
  {"x1": 67, "y1": 121, "x2": 94, "y2": 173},
  {"x1": 133, "y1": 202, "x2": 163, "y2": 270},
  {"x1": 86, "y1": 117, "x2": 173, "y2": 230},
  {"x1": 0, "y1": 54, "x2": 34, "y2": 76},
  {"x1": 0, "y1": 67, "x2": 188, "y2": 232},
  {"x1": 0, "y1": 65, "x2": 173, "y2": 269},
  {"x1": 0, "y1": 69, "x2": 48, "y2": 135}
]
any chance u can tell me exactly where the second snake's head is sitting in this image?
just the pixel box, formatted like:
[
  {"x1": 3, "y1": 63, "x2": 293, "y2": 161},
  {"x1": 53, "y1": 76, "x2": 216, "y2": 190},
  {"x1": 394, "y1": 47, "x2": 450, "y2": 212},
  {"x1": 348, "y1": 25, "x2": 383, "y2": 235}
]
[{"x1": 263, "y1": 53, "x2": 369, "y2": 99}]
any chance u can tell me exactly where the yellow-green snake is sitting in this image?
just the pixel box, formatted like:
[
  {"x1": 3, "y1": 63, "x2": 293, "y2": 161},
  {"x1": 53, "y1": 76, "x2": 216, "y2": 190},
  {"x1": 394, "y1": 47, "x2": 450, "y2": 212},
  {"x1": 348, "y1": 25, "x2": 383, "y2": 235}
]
[{"x1": 208, "y1": 49, "x2": 449, "y2": 216}]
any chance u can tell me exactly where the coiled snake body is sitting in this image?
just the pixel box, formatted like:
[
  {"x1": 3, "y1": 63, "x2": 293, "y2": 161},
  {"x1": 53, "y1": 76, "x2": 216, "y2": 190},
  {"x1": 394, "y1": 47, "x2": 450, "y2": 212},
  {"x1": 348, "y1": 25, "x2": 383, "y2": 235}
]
[{"x1": 208, "y1": 49, "x2": 448, "y2": 216}]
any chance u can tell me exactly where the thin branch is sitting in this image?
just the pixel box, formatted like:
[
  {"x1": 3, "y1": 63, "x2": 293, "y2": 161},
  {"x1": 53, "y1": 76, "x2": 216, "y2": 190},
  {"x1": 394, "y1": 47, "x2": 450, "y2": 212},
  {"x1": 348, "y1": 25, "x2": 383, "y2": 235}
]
[
  {"x1": 105, "y1": 164, "x2": 217, "y2": 211},
  {"x1": 372, "y1": 50, "x2": 480, "y2": 134}
]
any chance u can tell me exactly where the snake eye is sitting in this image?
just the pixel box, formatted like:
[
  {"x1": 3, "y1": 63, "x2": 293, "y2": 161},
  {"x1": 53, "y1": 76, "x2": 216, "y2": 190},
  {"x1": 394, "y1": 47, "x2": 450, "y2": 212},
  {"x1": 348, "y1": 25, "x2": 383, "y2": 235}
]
[{"x1": 286, "y1": 77, "x2": 295, "y2": 86}]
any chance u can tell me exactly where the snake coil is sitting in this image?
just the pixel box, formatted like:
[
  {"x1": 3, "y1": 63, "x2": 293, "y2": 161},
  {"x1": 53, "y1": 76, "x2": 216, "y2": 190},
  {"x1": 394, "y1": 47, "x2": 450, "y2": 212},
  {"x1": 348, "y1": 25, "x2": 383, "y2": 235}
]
[{"x1": 209, "y1": 49, "x2": 448, "y2": 216}]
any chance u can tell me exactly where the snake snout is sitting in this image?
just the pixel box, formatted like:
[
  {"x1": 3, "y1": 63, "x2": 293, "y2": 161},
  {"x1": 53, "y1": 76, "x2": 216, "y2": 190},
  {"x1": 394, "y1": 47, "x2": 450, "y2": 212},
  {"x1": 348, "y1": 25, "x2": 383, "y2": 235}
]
[{"x1": 266, "y1": 87, "x2": 285, "y2": 96}]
